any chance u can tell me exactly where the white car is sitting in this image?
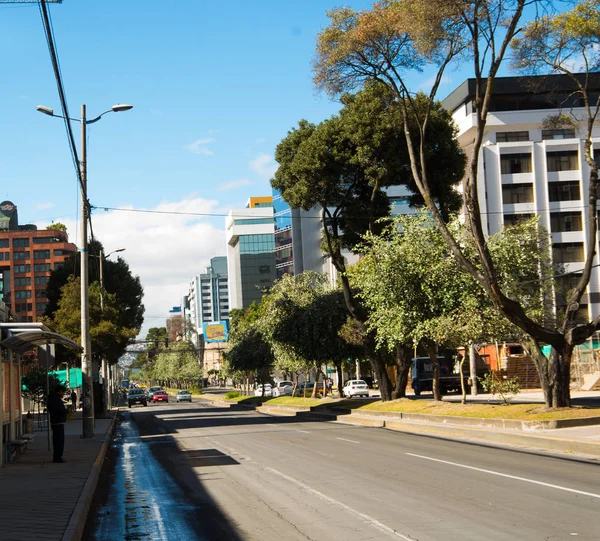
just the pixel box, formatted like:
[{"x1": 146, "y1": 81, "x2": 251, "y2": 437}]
[
  {"x1": 254, "y1": 383, "x2": 273, "y2": 397},
  {"x1": 343, "y1": 380, "x2": 369, "y2": 398},
  {"x1": 176, "y1": 389, "x2": 192, "y2": 403},
  {"x1": 272, "y1": 381, "x2": 294, "y2": 397}
]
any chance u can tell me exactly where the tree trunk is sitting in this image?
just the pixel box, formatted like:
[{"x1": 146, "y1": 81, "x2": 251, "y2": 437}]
[
  {"x1": 335, "y1": 361, "x2": 343, "y2": 398},
  {"x1": 529, "y1": 342, "x2": 572, "y2": 408},
  {"x1": 311, "y1": 372, "x2": 319, "y2": 399},
  {"x1": 392, "y1": 345, "x2": 411, "y2": 399},
  {"x1": 425, "y1": 342, "x2": 442, "y2": 401}
]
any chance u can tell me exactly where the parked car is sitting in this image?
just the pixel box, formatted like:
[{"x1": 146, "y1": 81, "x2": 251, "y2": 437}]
[
  {"x1": 147, "y1": 386, "x2": 163, "y2": 399},
  {"x1": 298, "y1": 382, "x2": 325, "y2": 394},
  {"x1": 176, "y1": 390, "x2": 192, "y2": 403},
  {"x1": 272, "y1": 381, "x2": 294, "y2": 397},
  {"x1": 254, "y1": 383, "x2": 273, "y2": 397},
  {"x1": 342, "y1": 380, "x2": 370, "y2": 398},
  {"x1": 152, "y1": 390, "x2": 169, "y2": 403},
  {"x1": 127, "y1": 388, "x2": 148, "y2": 408}
]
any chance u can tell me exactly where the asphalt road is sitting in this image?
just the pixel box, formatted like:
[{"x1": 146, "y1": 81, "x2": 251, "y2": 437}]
[{"x1": 84, "y1": 398, "x2": 600, "y2": 541}]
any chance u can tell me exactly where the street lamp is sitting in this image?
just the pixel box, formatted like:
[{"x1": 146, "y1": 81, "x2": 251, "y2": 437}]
[{"x1": 37, "y1": 103, "x2": 132, "y2": 438}]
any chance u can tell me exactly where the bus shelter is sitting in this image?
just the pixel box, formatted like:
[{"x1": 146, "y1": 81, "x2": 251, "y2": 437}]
[{"x1": 0, "y1": 322, "x2": 82, "y2": 466}]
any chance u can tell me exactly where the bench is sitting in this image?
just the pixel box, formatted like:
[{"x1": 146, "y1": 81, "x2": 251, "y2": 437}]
[{"x1": 7, "y1": 439, "x2": 27, "y2": 461}]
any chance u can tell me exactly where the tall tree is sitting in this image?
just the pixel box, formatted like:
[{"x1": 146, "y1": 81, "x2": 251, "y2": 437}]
[
  {"x1": 272, "y1": 82, "x2": 465, "y2": 400},
  {"x1": 45, "y1": 238, "x2": 144, "y2": 333},
  {"x1": 311, "y1": 0, "x2": 591, "y2": 408}
]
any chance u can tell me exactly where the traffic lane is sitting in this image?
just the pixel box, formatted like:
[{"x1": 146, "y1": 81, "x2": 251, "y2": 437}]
[
  {"x1": 131, "y1": 404, "x2": 387, "y2": 541},
  {"x1": 86, "y1": 410, "x2": 246, "y2": 541},
  {"x1": 165, "y1": 406, "x2": 600, "y2": 540}
]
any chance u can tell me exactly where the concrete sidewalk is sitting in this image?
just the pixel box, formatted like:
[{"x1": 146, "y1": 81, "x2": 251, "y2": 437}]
[{"x1": 0, "y1": 411, "x2": 117, "y2": 541}]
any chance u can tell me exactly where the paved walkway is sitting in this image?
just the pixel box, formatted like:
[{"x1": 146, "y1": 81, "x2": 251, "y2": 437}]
[{"x1": 0, "y1": 411, "x2": 116, "y2": 541}]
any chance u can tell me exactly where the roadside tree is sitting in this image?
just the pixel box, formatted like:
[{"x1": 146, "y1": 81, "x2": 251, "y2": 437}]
[{"x1": 272, "y1": 82, "x2": 465, "y2": 401}]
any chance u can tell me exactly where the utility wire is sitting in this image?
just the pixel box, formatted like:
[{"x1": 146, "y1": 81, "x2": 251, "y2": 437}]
[{"x1": 38, "y1": 0, "x2": 92, "y2": 250}]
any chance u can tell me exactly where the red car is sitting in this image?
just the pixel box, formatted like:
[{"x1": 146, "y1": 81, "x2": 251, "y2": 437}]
[{"x1": 152, "y1": 390, "x2": 169, "y2": 403}]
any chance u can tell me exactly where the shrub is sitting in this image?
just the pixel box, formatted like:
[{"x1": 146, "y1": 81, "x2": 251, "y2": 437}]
[
  {"x1": 478, "y1": 371, "x2": 520, "y2": 404},
  {"x1": 225, "y1": 391, "x2": 240, "y2": 400},
  {"x1": 188, "y1": 384, "x2": 203, "y2": 395}
]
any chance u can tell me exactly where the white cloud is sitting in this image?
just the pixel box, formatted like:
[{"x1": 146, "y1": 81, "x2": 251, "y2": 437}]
[
  {"x1": 36, "y1": 202, "x2": 55, "y2": 210},
  {"x1": 217, "y1": 178, "x2": 253, "y2": 191},
  {"x1": 249, "y1": 153, "x2": 278, "y2": 180},
  {"x1": 185, "y1": 137, "x2": 215, "y2": 156},
  {"x1": 48, "y1": 196, "x2": 226, "y2": 340}
]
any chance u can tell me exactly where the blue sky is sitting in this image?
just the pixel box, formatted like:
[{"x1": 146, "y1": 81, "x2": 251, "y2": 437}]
[{"x1": 0, "y1": 0, "x2": 516, "y2": 336}]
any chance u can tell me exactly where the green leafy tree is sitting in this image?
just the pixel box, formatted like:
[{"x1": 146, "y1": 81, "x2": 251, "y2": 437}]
[
  {"x1": 351, "y1": 213, "x2": 557, "y2": 400},
  {"x1": 46, "y1": 276, "x2": 138, "y2": 366},
  {"x1": 21, "y1": 370, "x2": 62, "y2": 416},
  {"x1": 46, "y1": 238, "x2": 144, "y2": 333},
  {"x1": 258, "y1": 272, "x2": 361, "y2": 398},
  {"x1": 46, "y1": 222, "x2": 67, "y2": 232},
  {"x1": 223, "y1": 304, "x2": 274, "y2": 391},
  {"x1": 272, "y1": 82, "x2": 465, "y2": 401}
]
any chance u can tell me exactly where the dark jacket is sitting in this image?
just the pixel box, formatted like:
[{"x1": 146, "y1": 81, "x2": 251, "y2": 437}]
[{"x1": 47, "y1": 392, "x2": 67, "y2": 425}]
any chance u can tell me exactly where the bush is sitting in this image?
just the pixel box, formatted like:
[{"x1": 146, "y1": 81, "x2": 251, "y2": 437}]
[
  {"x1": 478, "y1": 371, "x2": 520, "y2": 404},
  {"x1": 225, "y1": 391, "x2": 240, "y2": 400},
  {"x1": 188, "y1": 384, "x2": 203, "y2": 395}
]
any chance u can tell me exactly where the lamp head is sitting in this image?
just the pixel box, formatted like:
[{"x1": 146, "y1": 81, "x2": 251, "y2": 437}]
[
  {"x1": 111, "y1": 104, "x2": 133, "y2": 113},
  {"x1": 36, "y1": 105, "x2": 54, "y2": 116}
]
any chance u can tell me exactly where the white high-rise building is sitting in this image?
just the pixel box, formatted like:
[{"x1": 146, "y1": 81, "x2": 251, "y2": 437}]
[
  {"x1": 442, "y1": 73, "x2": 600, "y2": 320},
  {"x1": 226, "y1": 198, "x2": 277, "y2": 310}
]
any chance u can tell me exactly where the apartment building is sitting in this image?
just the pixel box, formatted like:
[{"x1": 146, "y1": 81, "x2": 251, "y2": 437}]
[
  {"x1": 442, "y1": 73, "x2": 600, "y2": 319},
  {"x1": 0, "y1": 201, "x2": 77, "y2": 322}
]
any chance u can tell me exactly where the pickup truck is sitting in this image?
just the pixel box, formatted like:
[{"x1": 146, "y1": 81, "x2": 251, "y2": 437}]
[{"x1": 411, "y1": 356, "x2": 469, "y2": 396}]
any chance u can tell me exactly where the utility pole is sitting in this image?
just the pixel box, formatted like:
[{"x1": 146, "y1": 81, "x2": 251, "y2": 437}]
[{"x1": 80, "y1": 104, "x2": 94, "y2": 438}]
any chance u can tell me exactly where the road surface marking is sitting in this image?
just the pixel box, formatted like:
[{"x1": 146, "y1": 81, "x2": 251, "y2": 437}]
[
  {"x1": 296, "y1": 429, "x2": 311, "y2": 434},
  {"x1": 406, "y1": 453, "x2": 600, "y2": 499},
  {"x1": 267, "y1": 423, "x2": 278, "y2": 427},
  {"x1": 337, "y1": 437, "x2": 360, "y2": 444},
  {"x1": 266, "y1": 467, "x2": 413, "y2": 540}
]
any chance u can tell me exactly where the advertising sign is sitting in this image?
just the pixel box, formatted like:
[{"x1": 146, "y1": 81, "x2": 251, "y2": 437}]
[{"x1": 203, "y1": 321, "x2": 229, "y2": 343}]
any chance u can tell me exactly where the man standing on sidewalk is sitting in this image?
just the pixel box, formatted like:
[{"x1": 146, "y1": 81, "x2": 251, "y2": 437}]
[{"x1": 47, "y1": 385, "x2": 67, "y2": 463}]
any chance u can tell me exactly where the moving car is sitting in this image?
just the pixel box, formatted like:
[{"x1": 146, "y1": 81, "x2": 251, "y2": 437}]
[
  {"x1": 342, "y1": 380, "x2": 369, "y2": 398},
  {"x1": 254, "y1": 383, "x2": 272, "y2": 397},
  {"x1": 127, "y1": 388, "x2": 148, "y2": 408},
  {"x1": 272, "y1": 381, "x2": 294, "y2": 397},
  {"x1": 147, "y1": 386, "x2": 163, "y2": 399},
  {"x1": 152, "y1": 390, "x2": 169, "y2": 403},
  {"x1": 176, "y1": 389, "x2": 192, "y2": 403}
]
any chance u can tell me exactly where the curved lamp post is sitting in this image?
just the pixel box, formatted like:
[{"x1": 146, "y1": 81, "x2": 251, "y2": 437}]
[{"x1": 37, "y1": 103, "x2": 132, "y2": 438}]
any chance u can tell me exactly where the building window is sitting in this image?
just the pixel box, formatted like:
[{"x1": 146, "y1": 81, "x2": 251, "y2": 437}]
[
  {"x1": 34, "y1": 250, "x2": 51, "y2": 259},
  {"x1": 500, "y1": 153, "x2": 532, "y2": 174},
  {"x1": 547, "y1": 150, "x2": 579, "y2": 172},
  {"x1": 503, "y1": 213, "x2": 534, "y2": 226},
  {"x1": 552, "y1": 242, "x2": 584, "y2": 263},
  {"x1": 496, "y1": 131, "x2": 529, "y2": 142},
  {"x1": 502, "y1": 183, "x2": 534, "y2": 204},
  {"x1": 3, "y1": 252, "x2": 8, "y2": 260},
  {"x1": 14, "y1": 251, "x2": 30, "y2": 260},
  {"x1": 12, "y1": 238, "x2": 30, "y2": 248},
  {"x1": 34, "y1": 263, "x2": 51, "y2": 272},
  {"x1": 233, "y1": 218, "x2": 274, "y2": 226},
  {"x1": 548, "y1": 181, "x2": 580, "y2": 202},
  {"x1": 550, "y1": 211, "x2": 583, "y2": 232},
  {"x1": 33, "y1": 236, "x2": 62, "y2": 244},
  {"x1": 0, "y1": 239, "x2": 9, "y2": 248},
  {"x1": 542, "y1": 128, "x2": 576, "y2": 140}
]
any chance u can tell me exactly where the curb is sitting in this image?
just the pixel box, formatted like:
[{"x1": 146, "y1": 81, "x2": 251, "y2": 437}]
[
  {"x1": 383, "y1": 419, "x2": 600, "y2": 458},
  {"x1": 61, "y1": 412, "x2": 119, "y2": 541}
]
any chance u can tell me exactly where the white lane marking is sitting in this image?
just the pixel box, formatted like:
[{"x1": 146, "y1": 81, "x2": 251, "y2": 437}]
[
  {"x1": 337, "y1": 437, "x2": 360, "y2": 444},
  {"x1": 296, "y1": 429, "x2": 311, "y2": 434},
  {"x1": 406, "y1": 453, "x2": 600, "y2": 499},
  {"x1": 266, "y1": 467, "x2": 413, "y2": 540},
  {"x1": 267, "y1": 423, "x2": 278, "y2": 427}
]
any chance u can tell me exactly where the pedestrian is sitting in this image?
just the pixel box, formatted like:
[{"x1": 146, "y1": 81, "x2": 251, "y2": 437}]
[
  {"x1": 71, "y1": 390, "x2": 77, "y2": 410},
  {"x1": 47, "y1": 384, "x2": 67, "y2": 463}
]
